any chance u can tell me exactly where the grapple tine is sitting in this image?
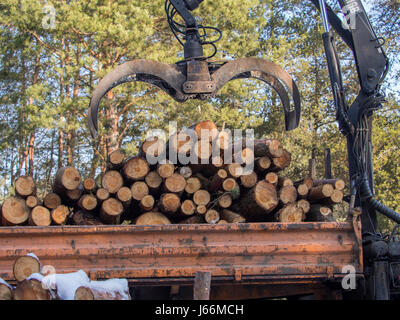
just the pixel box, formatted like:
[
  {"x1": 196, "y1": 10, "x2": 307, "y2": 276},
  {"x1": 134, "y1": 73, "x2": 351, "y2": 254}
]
[
  {"x1": 88, "y1": 60, "x2": 187, "y2": 139},
  {"x1": 211, "y1": 58, "x2": 301, "y2": 131}
]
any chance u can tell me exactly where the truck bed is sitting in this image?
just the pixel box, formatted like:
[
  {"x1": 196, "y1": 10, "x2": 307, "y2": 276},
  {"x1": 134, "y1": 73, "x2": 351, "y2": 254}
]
[{"x1": 0, "y1": 220, "x2": 363, "y2": 294}]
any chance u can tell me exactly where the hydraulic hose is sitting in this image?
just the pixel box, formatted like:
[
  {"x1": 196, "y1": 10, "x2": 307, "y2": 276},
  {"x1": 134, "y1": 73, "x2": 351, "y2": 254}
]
[{"x1": 360, "y1": 175, "x2": 400, "y2": 224}]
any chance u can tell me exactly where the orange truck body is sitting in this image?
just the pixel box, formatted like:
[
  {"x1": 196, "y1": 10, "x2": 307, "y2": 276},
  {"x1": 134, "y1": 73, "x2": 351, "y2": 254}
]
[{"x1": 0, "y1": 219, "x2": 363, "y2": 299}]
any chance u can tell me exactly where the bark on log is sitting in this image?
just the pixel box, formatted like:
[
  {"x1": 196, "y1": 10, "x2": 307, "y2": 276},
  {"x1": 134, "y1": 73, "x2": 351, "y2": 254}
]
[
  {"x1": 15, "y1": 175, "x2": 36, "y2": 198},
  {"x1": 13, "y1": 254, "x2": 41, "y2": 282},
  {"x1": 159, "y1": 193, "x2": 181, "y2": 214},
  {"x1": 29, "y1": 206, "x2": 51, "y2": 226},
  {"x1": 135, "y1": 211, "x2": 171, "y2": 225},
  {"x1": 220, "y1": 209, "x2": 246, "y2": 223},
  {"x1": 107, "y1": 149, "x2": 126, "y2": 170},
  {"x1": 72, "y1": 211, "x2": 103, "y2": 226},
  {"x1": 53, "y1": 167, "x2": 81, "y2": 194},
  {"x1": 100, "y1": 198, "x2": 124, "y2": 225},
  {"x1": 74, "y1": 280, "x2": 131, "y2": 300},
  {"x1": 131, "y1": 181, "x2": 149, "y2": 201},
  {"x1": 205, "y1": 210, "x2": 220, "y2": 224},
  {"x1": 12, "y1": 278, "x2": 50, "y2": 300},
  {"x1": 240, "y1": 181, "x2": 278, "y2": 218},
  {"x1": 193, "y1": 190, "x2": 211, "y2": 206},
  {"x1": 1, "y1": 197, "x2": 30, "y2": 226},
  {"x1": 43, "y1": 193, "x2": 62, "y2": 210},
  {"x1": 185, "y1": 177, "x2": 202, "y2": 195},
  {"x1": 122, "y1": 157, "x2": 150, "y2": 181},
  {"x1": 51, "y1": 205, "x2": 70, "y2": 225},
  {"x1": 77, "y1": 194, "x2": 98, "y2": 212}
]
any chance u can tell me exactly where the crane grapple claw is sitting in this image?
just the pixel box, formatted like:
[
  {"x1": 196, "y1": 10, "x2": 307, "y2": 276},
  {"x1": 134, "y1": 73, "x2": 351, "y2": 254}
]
[{"x1": 88, "y1": 58, "x2": 301, "y2": 139}]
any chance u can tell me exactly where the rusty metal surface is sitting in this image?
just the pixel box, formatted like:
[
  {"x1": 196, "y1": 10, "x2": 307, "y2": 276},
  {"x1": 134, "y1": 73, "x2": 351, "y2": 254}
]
[{"x1": 0, "y1": 222, "x2": 362, "y2": 284}]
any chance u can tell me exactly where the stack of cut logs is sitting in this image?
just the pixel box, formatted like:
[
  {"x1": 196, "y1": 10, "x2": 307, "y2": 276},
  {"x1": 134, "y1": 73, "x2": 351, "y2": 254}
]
[
  {"x1": 0, "y1": 253, "x2": 130, "y2": 300},
  {"x1": 0, "y1": 121, "x2": 346, "y2": 227}
]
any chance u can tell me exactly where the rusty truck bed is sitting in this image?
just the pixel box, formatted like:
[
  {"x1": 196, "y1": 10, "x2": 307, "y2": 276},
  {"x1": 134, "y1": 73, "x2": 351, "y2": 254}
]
[{"x1": 0, "y1": 220, "x2": 363, "y2": 292}]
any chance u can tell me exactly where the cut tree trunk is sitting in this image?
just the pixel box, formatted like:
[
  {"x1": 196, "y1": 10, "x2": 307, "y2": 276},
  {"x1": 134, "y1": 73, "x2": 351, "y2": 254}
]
[
  {"x1": 185, "y1": 177, "x2": 202, "y2": 195},
  {"x1": 226, "y1": 163, "x2": 243, "y2": 179},
  {"x1": 205, "y1": 210, "x2": 220, "y2": 224},
  {"x1": 276, "y1": 203, "x2": 304, "y2": 223},
  {"x1": 180, "y1": 199, "x2": 196, "y2": 217},
  {"x1": 122, "y1": 157, "x2": 150, "y2": 181},
  {"x1": 218, "y1": 194, "x2": 232, "y2": 209},
  {"x1": 29, "y1": 206, "x2": 51, "y2": 226},
  {"x1": 279, "y1": 186, "x2": 298, "y2": 205},
  {"x1": 240, "y1": 171, "x2": 258, "y2": 189},
  {"x1": 297, "y1": 200, "x2": 311, "y2": 215},
  {"x1": 1, "y1": 197, "x2": 30, "y2": 226},
  {"x1": 215, "y1": 131, "x2": 230, "y2": 152},
  {"x1": 140, "y1": 195, "x2": 155, "y2": 212},
  {"x1": 77, "y1": 194, "x2": 98, "y2": 212},
  {"x1": 13, "y1": 254, "x2": 41, "y2": 282},
  {"x1": 179, "y1": 166, "x2": 193, "y2": 179},
  {"x1": 136, "y1": 212, "x2": 171, "y2": 225},
  {"x1": 53, "y1": 166, "x2": 81, "y2": 194},
  {"x1": 43, "y1": 193, "x2": 62, "y2": 210},
  {"x1": 107, "y1": 149, "x2": 126, "y2": 170},
  {"x1": 193, "y1": 140, "x2": 212, "y2": 163},
  {"x1": 196, "y1": 205, "x2": 207, "y2": 215},
  {"x1": 222, "y1": 179, "x2": 240, "y2": 200},
  {"x1": 25, "y1": 195, "x2": 41, "y2": 209},
  {"x1": 74, "y1": 281, "x2": 131, "y2": 300},
  {"x1": 164, "y1": 173, "x2": 186, "y2": 194},
  {"x1": 116, "y1": 187, "x2": 132, "y2": 208},
  {"x1": 145, "y1": 171, "x2": 163, "y2": 194},
  {"x1": 100, "y1": 198, "x2": 124, "y2": 225},
  {"x1": 96, "y1": 188, "x2": 110, "y2": 203},
  {"x1": 240, "y1": 181, "x2": 278, "y2": 219},
  {"x1": 265, "y1": 172, "x2": 279, "y2": 186},
  {"x1": 157, "y1": 161, "x2": 175, "y2": 179},
  {"x1": 255, "y1": 157, "x2": 271, "y2": 173},
  {"x1": 278, "y1": 177, "x2": 293, "y2": 188},
  {"x1": 101, "y1": 170, "x2": 124, "y2": 194},
  {"x1": 12, "y1": 278, "x2": 50, "y2": 300},
  {"x1": 265, "y1": 139, "x2": 284, "y2": 158},
  {"x1": 193, "y1": 190, "x2": 211, "y2": 206},
  {"x1": 139, "y1": 136, "x2": 166, "y2": 160},
  {"x1": 306, "y1": 205, "x2": 334, "y2": 222},
  {"x1": 51, "y1": 205, "x2": 70, "y2": 225},
  {"x1": 131, "y1": 181, "x2": 149, "y2": 202},
  {"x1": 319, "y1": 189, "x2": 344, "y2": 205},
  {"x1": 15, "y1": 175, "x2": 36, "y2": 198},
  {"x1": 191, "y1": 121, "x2": 218, "y2": 142},
  {"x1": 297, "y1": 184, "x2": 309, "y2": 199},
  {"x1": 82, "y1": 178, "x2": 97, "y2": 194},
  {"x1": 313, "y1": 179, "x2": 345, "y2": 191},
  {"x1": 308, "y1": 184, "x2": 334, "y2": 201},
  {"x1": 271, "y1": 149, "x2": 291, "y2": 172},
  {"x1": 0, "y1": 279, "x2": 12, "y2": 300},
  {"x1": 208, "y1": 169, "x2": 228, "y2": 193},
  {"x1": 220, "y1": 210, "x2": 245, "y2": 223},
  {"x1": 159, "y1": 193, "x2": 181, "y2": 214}
]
